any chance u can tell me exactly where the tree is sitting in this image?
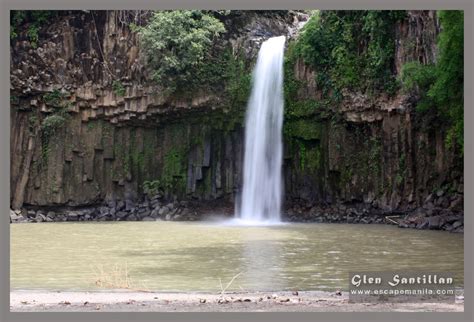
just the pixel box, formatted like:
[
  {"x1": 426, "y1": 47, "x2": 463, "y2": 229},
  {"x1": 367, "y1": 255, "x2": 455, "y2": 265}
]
[{"x1": 134, "y1": 10, "x2": 226, "y2": 94}]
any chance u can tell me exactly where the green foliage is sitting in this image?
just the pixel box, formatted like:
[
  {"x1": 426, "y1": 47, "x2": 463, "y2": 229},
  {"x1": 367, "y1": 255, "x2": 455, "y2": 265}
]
[
  {"x1": 10, "y1": 10, "x2": 56, "y2": 47},
  {"x1": 40, "y1": 112, "x2": 68, "y2": 163},
  {"x1": 395, "y1": 173, "x2": 403, "y2": 186},
  {"x1": 43, "y1": 89, "x2": 64, "y2": 107},
  {"x1": 143, "y1": 180, "x2": 162, "y2": 196},
  {"x1": 400, "y1": 62, "x2": 436, "y2": 92},
  {"x1": 295, "y1": 10, "x2": 405, "y2": 96},
  {"x1": 400, "y1": 62, "x2": 437, "y2": 112},
  {"x1": 284, "y1": 42, "x2": 327, "y2": 117},
  {"x1": 399, "y1": 10, "x2": 464, "y2": 152},
  {"x1": 429, "y1": 10, "x2": 464, "y2": 151},
  {"x1": 39, "y1": 90, "x2": 70, "y2": 163},
  {"x1": 142, "y1": 147, "x2": 187, "y2": 194},
  {"x1": 340, "y1": 165, "x2": 353, "y2": 186},
  {"x1": 283, "y1": 43, "x2": 302, "y2": 109},
  {"x1": 181, "y1": 46, "x2": 251, "y2": 108},
  {"x1": 135, "y1": 10, "x2": 249, "y2": 111},
  {"x1": 112, "y1": 138, "x2": 130, "y2": 179},
  {"x1": 28, "y1": 114, "x2": 38, "y2": 133},
  {"x1": 41, "y1": 114, "x2": 67, "y2": 138},
  {"x1": 162, "y1": 148, "x2": 185, "y2": 185},
  {"x1": 128, "y1": 130, "x2": 147, "y2": 176},
  {"x1": 27, "y1": 24, "x2": 39, "y2": 48},
  {"x1": 112, "y1": 80, "x2": 126, "y2": 97},
  {"x1": 135, "y1": 10, "x2": 225, "y2": 93},
  {"x1": 304, "y1": 147, "x2": 322, "y2": 171},
  {"x1": 284, "y1": 41, "x2": 329, "y2": 171},
  {"x1": 285, "y1": 119, "x2": 322, "y2": 141},
  {"x1": 368, "y1": 137, "x2": 382, "y2": 176},
  {"x1": 224, "y1": 51, "x2": 252, "y2": 110},
  {"x1": 29, "y1": 10, "x2": 53, "y2": 25},
  {"x1": 10, "y1": 11, "x2": 26, "y2": 39}
]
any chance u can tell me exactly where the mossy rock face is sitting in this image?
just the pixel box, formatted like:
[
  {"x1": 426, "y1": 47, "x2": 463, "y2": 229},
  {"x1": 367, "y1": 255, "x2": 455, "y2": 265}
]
[
  {"x1": 295, "y1": 141, "x2": 323, "y2": 172},
  {"x1": 285, "y1": 119, "x2": 323, "y2": 141},
  {"x1": 304, "y1": 147, "x2": 322, "y2": 171}
]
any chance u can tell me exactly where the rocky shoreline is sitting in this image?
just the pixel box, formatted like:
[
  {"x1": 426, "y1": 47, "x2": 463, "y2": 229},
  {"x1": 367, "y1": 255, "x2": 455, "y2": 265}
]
[
  {"x1": 10, "y1": 190, "x2": 463, "y2": 233},
  {"x1": 11, "y1": 195, "x2": 201, "y2": 223},
  {"x1": 285, "y1": 189, "x2": 464, "y2": 233}
]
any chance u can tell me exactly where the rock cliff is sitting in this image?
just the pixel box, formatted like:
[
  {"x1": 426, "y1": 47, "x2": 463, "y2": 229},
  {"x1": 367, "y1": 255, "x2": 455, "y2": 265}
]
[
  {"x1": 10, "y1": 11, "x2": 302, "y2": 207},
  {"x1": 10, "y1": 10, "x2": 463, "y2": 231}
]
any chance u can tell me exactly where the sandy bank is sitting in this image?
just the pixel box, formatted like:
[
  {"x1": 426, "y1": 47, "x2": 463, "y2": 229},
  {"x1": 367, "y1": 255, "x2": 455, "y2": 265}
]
[{"x1": 10, "y1": 290, "x2": 464, "y2": 312}]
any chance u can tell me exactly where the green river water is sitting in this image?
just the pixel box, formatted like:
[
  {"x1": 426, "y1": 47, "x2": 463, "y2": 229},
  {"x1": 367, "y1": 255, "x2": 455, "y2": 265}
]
[{"x1": 11, "y1": 222, "x2": 463, "y2": 292}]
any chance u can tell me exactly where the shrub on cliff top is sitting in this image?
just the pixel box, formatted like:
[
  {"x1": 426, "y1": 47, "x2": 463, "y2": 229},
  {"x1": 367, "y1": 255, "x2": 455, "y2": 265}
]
[
  {"x1": 133, "y1": 10, "x2": 225, "y2": 94},
  {"x1": 295, "y1": 10, "x2": 405, "y2": 97}
]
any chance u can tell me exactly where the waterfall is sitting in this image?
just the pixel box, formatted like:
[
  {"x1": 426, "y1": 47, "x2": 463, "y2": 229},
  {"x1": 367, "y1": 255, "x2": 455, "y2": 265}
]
[{"x1": 237, "y1": 36, "x2": 285, "y2": 223}]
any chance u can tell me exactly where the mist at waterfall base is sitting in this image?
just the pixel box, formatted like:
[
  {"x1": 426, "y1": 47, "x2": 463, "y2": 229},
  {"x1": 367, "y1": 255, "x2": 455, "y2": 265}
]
[{"x1": 226, "y1": 36, "x2": 286, "y2": 226}]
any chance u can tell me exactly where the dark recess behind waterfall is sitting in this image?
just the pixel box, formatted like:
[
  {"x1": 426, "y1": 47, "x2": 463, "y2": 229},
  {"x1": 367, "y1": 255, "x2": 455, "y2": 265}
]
[{"x1": 9, "y1": 10, "x2": 462, "y2": 226}]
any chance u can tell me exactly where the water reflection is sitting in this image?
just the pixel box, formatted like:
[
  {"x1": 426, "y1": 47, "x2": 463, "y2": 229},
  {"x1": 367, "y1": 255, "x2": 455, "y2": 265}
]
[{"x1": 239, "y1": 230, "x2": 285, "y2": 291}]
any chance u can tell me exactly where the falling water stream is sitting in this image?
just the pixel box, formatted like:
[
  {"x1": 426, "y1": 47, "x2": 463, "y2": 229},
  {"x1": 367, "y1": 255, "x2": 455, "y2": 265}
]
[{"x1": 237, "y1": 36, "x2": 286, "y2": 223}]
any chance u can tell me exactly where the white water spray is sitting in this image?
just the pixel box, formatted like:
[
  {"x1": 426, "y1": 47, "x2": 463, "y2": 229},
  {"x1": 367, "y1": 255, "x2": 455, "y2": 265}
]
[{"x1": 237, "y1": 36, "x2": 285, "y2": 223}]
